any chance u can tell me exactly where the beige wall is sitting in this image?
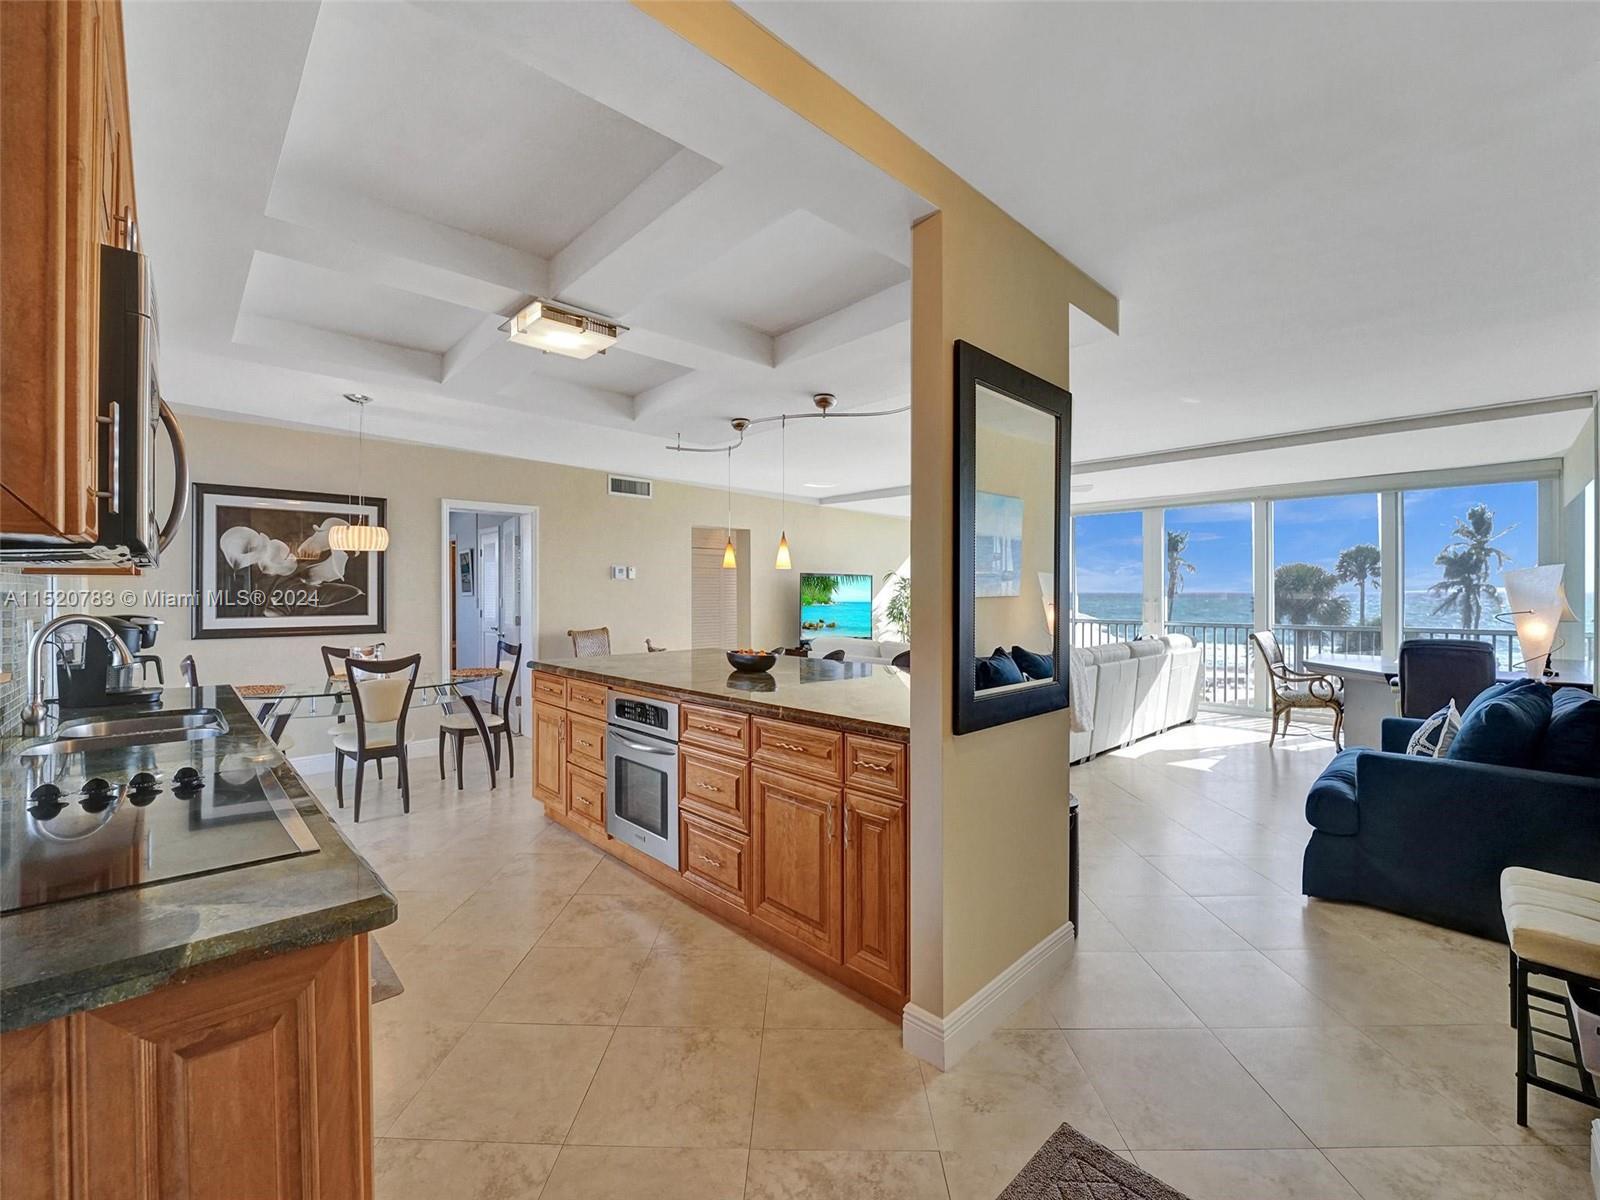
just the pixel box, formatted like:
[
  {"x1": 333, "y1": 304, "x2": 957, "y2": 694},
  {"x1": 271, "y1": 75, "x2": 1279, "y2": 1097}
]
[
  {"x1": 59, "y1": 412, "x2": 907, "y2": 754},
  {"x1": 637, "y1": 1, "x2": 1119, "y2": 1023}
]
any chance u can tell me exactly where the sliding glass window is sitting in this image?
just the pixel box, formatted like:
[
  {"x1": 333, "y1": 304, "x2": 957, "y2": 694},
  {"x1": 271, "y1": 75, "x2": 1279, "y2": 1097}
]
[
  {"x1": 1071, "y1": 511, "x2": 1143, "y2": 645},
  {"x1": 1164, "y1": 502, "x2": 1254, "y2": 706},
  {"x1": 1401, "y1": 480, "x2": 1539, "y2": 668},
  {"x1": 1271, "y1": 493, "x2": 1382, "y2": 670}
]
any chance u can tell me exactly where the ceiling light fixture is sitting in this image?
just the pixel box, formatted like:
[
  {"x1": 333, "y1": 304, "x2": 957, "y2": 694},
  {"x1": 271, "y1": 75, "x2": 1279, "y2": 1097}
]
[
  {"x1": 503, "y1": 299, "x2": 624, "y2": 359},
  {"x1": 723, "y1": 446, "x2": 738, "y2": 570},
  {"x1": 666, "y1": 393, "x2": 909, "y2": 456},
  {"x1": 775, "y1": 415, "x2": 792, "y2": 570},
  {"x1": 328, "y1": 394, "x2": 390, "y2": 553}
]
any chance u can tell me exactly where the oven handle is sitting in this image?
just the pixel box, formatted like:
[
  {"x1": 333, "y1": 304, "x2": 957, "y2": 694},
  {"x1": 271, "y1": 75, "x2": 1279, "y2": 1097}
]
[{"x1": 610, "y1": 733, "x2": 676, "y2": 756}]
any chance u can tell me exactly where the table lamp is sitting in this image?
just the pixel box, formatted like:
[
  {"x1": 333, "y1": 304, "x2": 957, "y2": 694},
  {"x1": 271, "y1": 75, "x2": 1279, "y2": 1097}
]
[{"x1": 1502, "y1": 565, "x2": 1577, "y2": 678}]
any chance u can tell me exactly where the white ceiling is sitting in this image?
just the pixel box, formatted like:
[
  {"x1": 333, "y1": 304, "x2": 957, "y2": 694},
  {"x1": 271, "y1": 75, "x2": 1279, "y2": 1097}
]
[
  {"x1": 124, "y1": 1, "x2": 1600, "y2": 514},
  {"x1": 746, "y1": 0, "x2": 1600, "y2": 496},
  {"x1": 122, "y1": 0, "x2": 928, "y2": 509}
]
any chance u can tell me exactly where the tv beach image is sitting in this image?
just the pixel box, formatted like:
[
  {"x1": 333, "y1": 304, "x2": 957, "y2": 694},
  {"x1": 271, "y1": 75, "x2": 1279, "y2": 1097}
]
[{"x1": 801, "y1": 573, "x2": 874, "y2": 638}]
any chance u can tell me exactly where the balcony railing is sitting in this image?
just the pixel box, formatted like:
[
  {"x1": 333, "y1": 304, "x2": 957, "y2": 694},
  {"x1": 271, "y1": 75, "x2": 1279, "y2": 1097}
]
[{"x1": 1067, "y1": 616, "x2": 1564, "y2": 711}]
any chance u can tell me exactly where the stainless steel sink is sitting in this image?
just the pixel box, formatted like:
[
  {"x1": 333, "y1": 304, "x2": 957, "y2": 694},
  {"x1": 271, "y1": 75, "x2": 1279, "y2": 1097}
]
[{"x1": 19, "y1": 708, "x2": 230, "y2": 757}]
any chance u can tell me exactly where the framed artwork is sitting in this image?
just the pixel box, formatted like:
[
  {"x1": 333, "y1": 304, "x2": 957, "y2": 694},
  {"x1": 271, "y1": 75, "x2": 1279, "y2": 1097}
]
[
  {"x1": 458, "y1": 548, "x2": 475, "y2": 595},
  {"x1": 974, "y1": 491, "x2": 1025, "y2": 597},
  {"x1": 191, "y1": 484, "x2": 386, "y2": 639}
]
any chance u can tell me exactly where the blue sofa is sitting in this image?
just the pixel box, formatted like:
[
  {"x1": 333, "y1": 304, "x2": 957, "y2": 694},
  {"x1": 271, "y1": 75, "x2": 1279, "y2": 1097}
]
[{"x1": 1302, "y1": 695, "x2": 1600, "y2": 942}]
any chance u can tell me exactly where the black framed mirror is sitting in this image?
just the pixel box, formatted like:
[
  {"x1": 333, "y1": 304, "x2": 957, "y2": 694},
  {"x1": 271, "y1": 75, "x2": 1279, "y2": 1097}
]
[{"x1": 953, "y1": 340, "x2": 1072, "y2": 734}]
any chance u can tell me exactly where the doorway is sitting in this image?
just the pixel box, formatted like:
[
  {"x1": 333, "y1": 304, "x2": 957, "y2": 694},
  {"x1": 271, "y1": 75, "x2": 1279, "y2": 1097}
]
[{"x1": 440, "y1": 500, "x2": 537, "y2": 734}]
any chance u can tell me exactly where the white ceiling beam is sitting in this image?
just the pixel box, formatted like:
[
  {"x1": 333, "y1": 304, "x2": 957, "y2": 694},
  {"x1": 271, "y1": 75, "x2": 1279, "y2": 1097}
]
[
  {"x1": 619, "y1": 305, "x2": 772, "y2": 372},
  {"x1": 266, "y1": 175, "x2": 550, "y2": 298},
  {"x1": 775, "y1": 281, "x2": 910, "y2": 365},
  {"x1": 254, "y1": 217, "x2": 526, "y2": 316},
  {"x1": 232, "y1": 314, "x2": 442, "y2": 382},
  {"x1": 442, "y1": 315, "x2": 514, "y2": 384}
]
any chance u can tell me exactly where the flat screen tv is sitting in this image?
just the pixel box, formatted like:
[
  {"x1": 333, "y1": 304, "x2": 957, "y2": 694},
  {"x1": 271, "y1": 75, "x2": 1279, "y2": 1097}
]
[{"x1": 800, "y1": 573, "x2": 874, "y2": 639}]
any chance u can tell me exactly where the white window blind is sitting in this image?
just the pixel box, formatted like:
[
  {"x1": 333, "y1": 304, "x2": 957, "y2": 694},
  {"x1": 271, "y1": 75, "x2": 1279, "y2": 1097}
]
[{"x1": 691, "y1": 528, "x2": 739, "y2": 648}]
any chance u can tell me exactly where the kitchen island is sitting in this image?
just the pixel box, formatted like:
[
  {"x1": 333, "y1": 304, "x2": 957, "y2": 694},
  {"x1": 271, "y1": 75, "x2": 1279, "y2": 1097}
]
[
  {"x1": 532, "y1": 650, "x2": 910, "y2": 1010},
  {"x1": 1, "y1": 684, "x2": 395, "y2": 1199}
]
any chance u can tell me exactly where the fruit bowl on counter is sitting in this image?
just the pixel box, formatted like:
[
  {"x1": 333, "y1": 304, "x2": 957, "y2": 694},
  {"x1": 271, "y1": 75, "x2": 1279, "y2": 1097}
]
[{"x1": 725, "y1": 649, "x2": 777, "y2": 673}]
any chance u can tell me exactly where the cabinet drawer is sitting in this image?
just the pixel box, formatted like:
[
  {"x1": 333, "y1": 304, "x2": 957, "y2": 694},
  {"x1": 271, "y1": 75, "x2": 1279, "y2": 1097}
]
[
  {"x1": 753, "y1": 718, "x2": 843, "y2": 784},
  {"x1": 845, "y1": 735, "x2": 906, "y2": 799},
  {"x1": 680, "y1": 811, "x2": 751, "y2": 909},
  {"x1": 567, "y1": 763, "x2": 605, "y2": 827},
  {"x1": 532, "y1": 672, "x2": 567, "y2": 705},
  {"x1": 681, "y1": 703, "x2": 750, "y2": 758},
  {"x1": 680, "y1": 749, "x2": 749, "y2": 832},
  {"x1": 567, "y1": 679, "x2": 608, "y2": 720},
  {"x1": 566, "y1": 713, "x2": 606, "y2": 774}
]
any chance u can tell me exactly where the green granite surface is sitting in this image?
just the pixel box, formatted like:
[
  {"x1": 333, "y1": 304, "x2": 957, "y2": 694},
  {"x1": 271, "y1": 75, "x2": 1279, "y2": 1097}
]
[{"x1": 1, "y1": 685, "x2": 395, "y2": 1031}]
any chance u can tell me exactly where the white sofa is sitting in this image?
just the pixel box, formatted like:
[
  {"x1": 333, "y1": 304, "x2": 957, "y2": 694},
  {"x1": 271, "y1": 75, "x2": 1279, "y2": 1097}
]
[
  {"x1": 1069, "y1": 634, "x2": 1203, "y2": 762},
  {"x1": 808, "y1": 636, "x2": 910, "y2": 666}
]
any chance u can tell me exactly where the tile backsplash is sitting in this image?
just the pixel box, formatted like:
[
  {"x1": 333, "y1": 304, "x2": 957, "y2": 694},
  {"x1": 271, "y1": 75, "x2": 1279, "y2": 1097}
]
[{"x1": 1, "y1": 567, "x2": 48, "y2": 732}]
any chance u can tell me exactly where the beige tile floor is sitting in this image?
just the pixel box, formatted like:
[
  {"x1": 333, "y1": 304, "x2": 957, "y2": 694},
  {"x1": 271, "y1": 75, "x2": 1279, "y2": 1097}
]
[{"x1": 313, "y1": 714, "x2": 1596, "y2": 1200}]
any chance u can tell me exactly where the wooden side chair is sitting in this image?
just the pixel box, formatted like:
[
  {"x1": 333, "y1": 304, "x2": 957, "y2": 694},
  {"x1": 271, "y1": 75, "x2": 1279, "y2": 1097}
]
[
  {"x1": 439, "y1": 640, "x2": 523, "y2": 789},
  {"x1": 322, "y1": 643, "x2": 387, "y2": 774},
  {"x1": 1251, "y1": 629, "x2": 1344, "y2": 748},
  {"x1": 568, "y1": 626, "x2": 611, "y2": 657},
  {"x1": 645, "y1": 638, "x2": 667, "y2": 652},
  {"x1": 334, "y1": 654, "x2": 419, "y2": 822}
]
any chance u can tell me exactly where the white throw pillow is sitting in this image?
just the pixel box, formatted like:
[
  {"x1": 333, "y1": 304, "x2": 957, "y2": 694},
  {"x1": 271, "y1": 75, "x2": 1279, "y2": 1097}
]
[{"x1": 1405, "y1": 701, "x2": 1462, "y2": 758}]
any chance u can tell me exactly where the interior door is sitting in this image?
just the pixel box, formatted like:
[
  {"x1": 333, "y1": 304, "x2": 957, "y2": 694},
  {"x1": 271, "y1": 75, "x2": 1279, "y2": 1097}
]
[{"x1": 477, "y1": 526, "x2": 500, "y2": 666}]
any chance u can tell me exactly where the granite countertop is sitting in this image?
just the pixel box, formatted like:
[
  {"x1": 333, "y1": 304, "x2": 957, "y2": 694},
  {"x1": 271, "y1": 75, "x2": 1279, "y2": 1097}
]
[
  {"x1": 532, "y1": 649, "x2": 910, "y2": 742},
  {"x1": 1, "y1": 685, "x2": 395, "y2": 1032}
]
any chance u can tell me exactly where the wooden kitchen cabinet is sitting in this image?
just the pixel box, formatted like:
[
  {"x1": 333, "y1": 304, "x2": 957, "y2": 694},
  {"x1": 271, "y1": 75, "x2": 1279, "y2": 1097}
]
[
  {"x1": 532, "y1": 701, "x2": 566, "y2": 812},
  {"x1": 0, "y1": 937, "x2": 374, "y2": 1200},
  {"x1": 1, "y1": 0, "x2": 137, "y2": 541},
  {"x1": 751, "y1": 767, "x2": 842, "y2": 959},
  {"x1": 842, "y1": 790, "x2": 908, "y2": 996}
]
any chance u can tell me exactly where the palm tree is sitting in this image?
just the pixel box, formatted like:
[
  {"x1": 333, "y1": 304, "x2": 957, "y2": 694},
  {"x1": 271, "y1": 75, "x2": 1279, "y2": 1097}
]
[
  {"x1": 1274, "y1": 563, "x2": 1352, "y2": 626},
  {"x1": 1428, "y1": 503, "x2": 1513, "y2": 630},
  {"x1": 1165, "y1": 530, "x2": 1196, "y2": 619},
  {"x1": 1334, "y1": 543, "x2": 1381, "y2": 626}
]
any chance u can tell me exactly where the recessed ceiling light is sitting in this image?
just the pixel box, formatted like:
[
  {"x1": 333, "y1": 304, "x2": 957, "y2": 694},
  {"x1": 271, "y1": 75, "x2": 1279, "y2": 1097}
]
[
  {"x1": 503, "y1": 300, "x2": 624, "y2": 360},
  {"x1": 802, "y1": 482, "x2": 836, "y2": 489}
]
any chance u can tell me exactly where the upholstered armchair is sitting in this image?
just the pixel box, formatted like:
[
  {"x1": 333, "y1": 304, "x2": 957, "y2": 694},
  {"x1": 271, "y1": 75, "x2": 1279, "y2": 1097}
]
[{"x1": 1251, "y1": 629, "x2": 1344, "y2": 748}]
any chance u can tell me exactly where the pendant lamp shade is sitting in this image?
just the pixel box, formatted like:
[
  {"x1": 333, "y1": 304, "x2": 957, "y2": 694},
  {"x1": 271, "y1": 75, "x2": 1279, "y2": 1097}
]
[
  {"x1": 774, "y1": 531, "x2": 792, "y2": 571},
  {"x1": 336, "y1": 393, "x2": 389, "y2": 554}
]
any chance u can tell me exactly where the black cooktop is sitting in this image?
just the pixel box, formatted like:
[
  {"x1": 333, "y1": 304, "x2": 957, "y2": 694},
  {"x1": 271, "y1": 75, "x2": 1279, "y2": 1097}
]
[{"x1": 1, "y1": 755, "x2": 317, "y2": 914}]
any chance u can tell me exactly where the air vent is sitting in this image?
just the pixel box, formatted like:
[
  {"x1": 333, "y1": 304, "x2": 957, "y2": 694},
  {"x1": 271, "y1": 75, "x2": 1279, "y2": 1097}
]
[{"x1": 608, "y1": 475, "x2": 653, "y2": 499}]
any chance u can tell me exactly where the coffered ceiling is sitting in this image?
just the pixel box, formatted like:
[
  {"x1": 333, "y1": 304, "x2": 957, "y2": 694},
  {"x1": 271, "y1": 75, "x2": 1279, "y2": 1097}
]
[{"x1": 122, "y1": 1, "x2": 931, "y2": 507}]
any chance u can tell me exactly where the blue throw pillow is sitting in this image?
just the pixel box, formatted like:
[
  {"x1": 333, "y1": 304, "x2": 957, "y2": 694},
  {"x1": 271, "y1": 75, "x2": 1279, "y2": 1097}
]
[
  {"x1": 1537, "y1": 687, "x2": 1600, "y2": 779},
  {"x1": 975, "y1": 648, "x2": 1024, "y2": 689},
  {"x1": 1010, "y1": 645, "x2": 1055, "y2": 680},
  {"x1": 1444, "y1": 677, "x2": 1553, "y2": 768}
]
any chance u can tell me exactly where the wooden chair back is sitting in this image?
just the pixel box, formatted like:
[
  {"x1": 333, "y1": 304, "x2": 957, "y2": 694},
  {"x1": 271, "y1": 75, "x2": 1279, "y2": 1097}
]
[{"x1": 345, "y1": 654, "x2": 420, "y2": 754}]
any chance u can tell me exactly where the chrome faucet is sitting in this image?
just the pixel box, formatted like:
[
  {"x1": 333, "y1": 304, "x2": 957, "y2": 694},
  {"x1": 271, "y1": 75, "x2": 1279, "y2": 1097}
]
[{"x1": 21, "y1": 615, "x2": 138, "y2": 732}]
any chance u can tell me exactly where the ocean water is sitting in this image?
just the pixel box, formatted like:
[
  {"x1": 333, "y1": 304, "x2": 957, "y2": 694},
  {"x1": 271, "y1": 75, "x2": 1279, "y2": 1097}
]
[
  {"x1": 1075, "y1": 590, "x2": 1517, "y2": 630},
  {"x1": 801, "y1": 599, "x2": 873, "y2": 638}
]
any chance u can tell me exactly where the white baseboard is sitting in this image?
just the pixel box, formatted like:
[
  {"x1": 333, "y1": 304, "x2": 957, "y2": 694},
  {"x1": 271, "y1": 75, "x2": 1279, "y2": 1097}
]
[
  {"x1": 289, "y1": 737, "x2": 434, "y2": 777},
  {"x1": 901, "y1": 919, "x2": 1076, "y2": 1070}
]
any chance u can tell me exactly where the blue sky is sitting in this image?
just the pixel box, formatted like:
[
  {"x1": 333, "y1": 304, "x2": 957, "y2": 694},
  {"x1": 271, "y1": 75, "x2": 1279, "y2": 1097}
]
[{"x1": 1073, "y1": 482, "x2": 1540, "y2": 596}]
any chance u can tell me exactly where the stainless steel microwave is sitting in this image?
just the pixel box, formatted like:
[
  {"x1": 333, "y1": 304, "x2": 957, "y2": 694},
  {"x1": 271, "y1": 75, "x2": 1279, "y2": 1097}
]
[{"x1": 1, "y1": 245, "x2": 188, "y2": 567}]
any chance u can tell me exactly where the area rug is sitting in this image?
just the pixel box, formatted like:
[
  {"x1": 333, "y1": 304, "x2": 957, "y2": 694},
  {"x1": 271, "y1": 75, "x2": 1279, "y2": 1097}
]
[{"x1": 996, "y1": 1124, "x2": 1191, "y2": 1200}]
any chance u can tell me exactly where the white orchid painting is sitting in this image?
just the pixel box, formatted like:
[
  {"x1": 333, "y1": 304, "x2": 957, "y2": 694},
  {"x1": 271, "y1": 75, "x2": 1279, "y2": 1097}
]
[{"x1": 194, "y1": 485, "x2": 385, "y2": 639}]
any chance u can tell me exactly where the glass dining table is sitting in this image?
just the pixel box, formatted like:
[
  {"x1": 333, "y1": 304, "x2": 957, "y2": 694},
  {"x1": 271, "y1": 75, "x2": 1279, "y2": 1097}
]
[{"x1": 238, "y1": 668, "x2": 507, "y2": 788}]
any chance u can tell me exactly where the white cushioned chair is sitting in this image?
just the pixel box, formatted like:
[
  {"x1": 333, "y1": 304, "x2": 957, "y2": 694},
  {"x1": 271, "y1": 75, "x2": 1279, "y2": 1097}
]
[{"x1": 334, "y1": 654, "x2": 419, "y2": 822}]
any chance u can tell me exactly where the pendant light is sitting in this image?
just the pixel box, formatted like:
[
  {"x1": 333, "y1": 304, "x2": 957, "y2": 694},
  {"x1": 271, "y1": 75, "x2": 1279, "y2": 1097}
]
[
  {"x1": 722, "y1": 447, "x2": 737, "y2": 569},
  {"x1": 774, "y1": 414, "x2": 792, "y2": 569},
  {"x1": 328, "y1": 394, "x2": 390, "y2": 553}
]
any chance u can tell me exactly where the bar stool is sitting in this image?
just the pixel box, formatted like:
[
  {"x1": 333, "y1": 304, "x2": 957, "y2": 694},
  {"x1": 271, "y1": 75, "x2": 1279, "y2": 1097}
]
[{"x1": 1499, "y1": 866, "x2": 1600, "y2": 1126}]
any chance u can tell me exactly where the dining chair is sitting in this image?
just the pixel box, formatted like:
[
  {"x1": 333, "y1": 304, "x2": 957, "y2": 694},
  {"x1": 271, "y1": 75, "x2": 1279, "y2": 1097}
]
[
  {"x1": 179, "y1": 655, "x2": 199, "y2": 687},
  {"x1": 891, "y1": 650, "x2": 911, "y2": 671},
  {"x1": 645, "y1": 638, "x2": 667, "y2": 653},
  {"x1": 322, "y1": 643, "x2": 388, "y2": 775},
  {"x1": 439, "y1": 640, "x2": 523, "y2": 789},
  {"x1": 568, "y1": 627, "x2": 611, "y2": 657},
  {"x1": 1397, "y1": 638, "x2": 1498, "y2": 719},
  {"x1": 334, "y1": 654, "x2": 420, "y2": 822},
  {"x1": 1251, "y1": 630, "x2": 1344, "y2": 748}
]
